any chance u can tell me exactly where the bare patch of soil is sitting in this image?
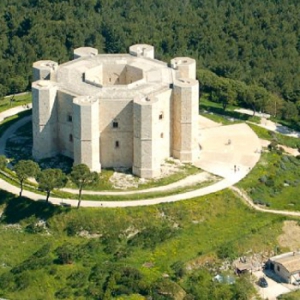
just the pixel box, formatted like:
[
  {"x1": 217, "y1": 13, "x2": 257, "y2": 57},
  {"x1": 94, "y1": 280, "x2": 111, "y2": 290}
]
[{"x1": 278, "y1": 220, "x2": 300, "y2": 251}]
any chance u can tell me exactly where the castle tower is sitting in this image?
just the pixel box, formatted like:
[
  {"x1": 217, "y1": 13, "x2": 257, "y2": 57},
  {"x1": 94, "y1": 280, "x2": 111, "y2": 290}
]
[
  {"x1": 72, "y1": 96, "x2": 101, "y2": 172},
  {"x1": 32, "y1": 80, "x2": 58, "y2": 160},
  {"x1": 172, "y1": 78, "x2": 199, "y2": 162},
  {"x1": 33, "y1": 60, "x2": 58, "y2": 82},
  {"x1": 129, "y1": 44, "x2": 155, "y2": 59},
  {"x1": 133, "y1": 96, "x2": 161, "y2": 178},
  {"x1": 170, "y1": 57, "x2": 196, "y2": 80},
  {"x1": 73, "y1": 47, "x2": 98, "y2": 59}
]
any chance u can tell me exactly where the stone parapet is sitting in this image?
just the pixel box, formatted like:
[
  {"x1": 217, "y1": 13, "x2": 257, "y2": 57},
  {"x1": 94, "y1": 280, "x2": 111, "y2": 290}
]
[
  {"x1": 170, "y1": 57, "x2": 196, "y2": 79},
  {"x1": 33, "y1": 60, "x2": 58, "y2": 82},
  {"x1": 73, "y1": 47, "x2": 98, "y2": 59},
  {"x1": 129, "y1": 44, "x2": 154, "y2": 59}
]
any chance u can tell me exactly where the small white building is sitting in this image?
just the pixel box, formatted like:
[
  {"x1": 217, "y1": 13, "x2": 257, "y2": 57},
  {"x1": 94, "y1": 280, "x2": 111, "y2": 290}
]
[
  {"x1": 268, "y1": 252, "x2": 300, "y2": 284},
  {"x1": 31, "y1": 44, "x2": 199, "y2": 178}
]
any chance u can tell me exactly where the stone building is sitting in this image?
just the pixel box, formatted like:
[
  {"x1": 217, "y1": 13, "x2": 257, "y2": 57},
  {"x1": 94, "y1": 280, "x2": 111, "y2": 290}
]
[
  {"x1": 267, "y1": 252, "x2": 300, "y2": 284},
  {"x1": 32, "y1": 44, "x2": 199, "y2": 178}
]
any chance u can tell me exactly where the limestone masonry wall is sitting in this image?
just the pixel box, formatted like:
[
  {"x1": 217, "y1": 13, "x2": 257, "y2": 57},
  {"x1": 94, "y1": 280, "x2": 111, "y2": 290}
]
[{"x1": 32, "y1": 44, "x2": 199, "y2": 178}]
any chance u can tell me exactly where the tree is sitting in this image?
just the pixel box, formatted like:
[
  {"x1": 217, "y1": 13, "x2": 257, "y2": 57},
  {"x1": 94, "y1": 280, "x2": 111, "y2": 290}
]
[
  {"x1": 36, "y1": 168, "x2": 67, "y2": 203},
  {"x1": 70, "y1": 164, "x2": 98, "y2": 208},
  {"x1": 13, "y1": 160, "x2": 40, "y2": 197},
  {"x1": 0, "y1": 155, "x2": 7, "y2": 171}
]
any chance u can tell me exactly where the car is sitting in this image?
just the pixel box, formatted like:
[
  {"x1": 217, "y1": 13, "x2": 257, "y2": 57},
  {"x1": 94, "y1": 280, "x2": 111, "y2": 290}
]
[
  {"x1": 293, "y1": 279, "x2": 300, "y2": 286},
  {"x1": 258, "y1": 277, "x2": 268, "y2": 288}
]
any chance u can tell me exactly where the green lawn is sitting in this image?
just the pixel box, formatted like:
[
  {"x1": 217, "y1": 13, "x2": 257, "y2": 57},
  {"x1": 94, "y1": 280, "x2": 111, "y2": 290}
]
[
  {"x1": 248, "y1": 123, "x2": 300, "y2": 149},
  {"x1": 238, "y1": 151, "x2": 300, "y2": 210},
  {"x1": 200, "y1": 97, "x2": 260, "y2": 124},
  {"x1": 0, "y1": 189, "x2": 287, "y2": 299},
  {"x1": 0, "y1": 93, "x2": 31, "y2": 113}
]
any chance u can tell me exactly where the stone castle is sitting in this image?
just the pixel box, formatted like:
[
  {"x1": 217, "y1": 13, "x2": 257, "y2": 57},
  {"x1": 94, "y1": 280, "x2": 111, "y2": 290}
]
[{"x1": 32, "y1": 44, "x2": 199, "y2": 178}]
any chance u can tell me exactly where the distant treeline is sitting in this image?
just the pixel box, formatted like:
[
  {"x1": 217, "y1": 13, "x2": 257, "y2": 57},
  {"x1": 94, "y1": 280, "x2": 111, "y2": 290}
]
[{"x1": 1, "y1": 0, "x2": 300, "y2": 120}]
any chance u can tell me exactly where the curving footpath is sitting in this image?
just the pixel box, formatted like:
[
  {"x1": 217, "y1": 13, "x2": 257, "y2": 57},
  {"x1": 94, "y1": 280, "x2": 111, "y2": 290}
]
[
  {"x1": 1, "y1": 105, "x2": 300, "y2": 216},
  {"x1": 0, "y1": 105, "x2": 251, "y2": 207}
]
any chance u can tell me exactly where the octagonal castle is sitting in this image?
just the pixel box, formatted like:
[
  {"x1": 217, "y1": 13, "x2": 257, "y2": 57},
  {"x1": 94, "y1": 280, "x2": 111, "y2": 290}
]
[{"x1": 32, "y1": 44, "x2": 199, "y2": 178}]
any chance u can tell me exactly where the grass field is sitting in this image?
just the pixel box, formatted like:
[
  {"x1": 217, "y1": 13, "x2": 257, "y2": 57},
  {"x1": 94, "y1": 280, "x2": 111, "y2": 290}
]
[
  {"x1": 238, "y1": 151, "x2": 300, "y2": 210},
  {"x1": 200, "y1": 98, "x2": 260, "y2": 124},
  {"x1": 0, "y1": 188, "x2": 288, "y2": 299},
  {"x1": 248, "y1": 123, "x2": 300, "y2": 149},
  {"x1": 1, "y1": 96, "x2": 300, "y2": 299},
  {"x1": 0, "y1": 93, "x2": 31, "y2": 113}
]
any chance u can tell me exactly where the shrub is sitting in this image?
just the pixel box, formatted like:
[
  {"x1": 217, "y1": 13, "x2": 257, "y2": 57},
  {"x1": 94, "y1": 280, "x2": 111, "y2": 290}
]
[
  {"x1": 55, "y1": 287, "x2": 73, "y2": 299},
  {"x1": 216, "y1": 243, "x2": 237, "y2": 260},
  {"x1": 55, "y1": 243, "x2": 76, "y2": 264},
  {"x1": 265, "y1": 178, "x2": 275, "y2": 187},
  {"x1": 259, "y1": 176, "x2": 267, "y2": 183},
  {"x1": 33, "y1": 243, "x2": 51, "y2": 258},
  {"x1": 68, "y1": 270, "x2": 88, "y2": 288}
]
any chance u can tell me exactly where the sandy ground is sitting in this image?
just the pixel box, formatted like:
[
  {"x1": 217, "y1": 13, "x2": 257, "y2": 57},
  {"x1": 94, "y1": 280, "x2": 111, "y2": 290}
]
[
  {"x1": 278, "y1": 221, "x2": 300, "y2": 251},
  {"x1": 195, "y1": 122, "x2": 261, "y2": 179}
]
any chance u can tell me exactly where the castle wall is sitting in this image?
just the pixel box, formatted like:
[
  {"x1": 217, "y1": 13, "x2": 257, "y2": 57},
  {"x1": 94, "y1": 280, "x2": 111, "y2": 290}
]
[
  {"x1": 32, "y1": 80, "x2": 58, "y2": 160},
  {"x1": 172, "y1": 78, "x2": 199, "y2": 162},
  {"x1": 152, "y1": 88, "x2": 172, "y2": 162},
  {"x1": 73, "y1": 97, "x2": 101, "y2": 172},
  {"x1": 125, "y1": 65, "x2": 144, "y2": 84},
  {"x1": 99, "y1": 99, "x2": 133, "y2": 168},
  {"x1": 57, "y1": 91, "x2": 76, "y2": 158},
  {"x1": 84, "y1": 64, "x2": 103, "y2": 87}
]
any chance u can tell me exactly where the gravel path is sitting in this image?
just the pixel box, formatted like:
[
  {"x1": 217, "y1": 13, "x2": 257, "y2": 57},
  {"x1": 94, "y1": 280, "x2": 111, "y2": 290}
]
[{"x1": 0, "y1": 105, "x2": 299, "y2": 212}]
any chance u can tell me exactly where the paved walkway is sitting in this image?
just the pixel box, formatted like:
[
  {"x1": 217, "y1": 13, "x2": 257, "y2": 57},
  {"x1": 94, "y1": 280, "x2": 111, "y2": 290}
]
[
  {"x1": 0, "y1": 106, "x2": 258, "y2": 207},
  {"x1": 0, "y1": 104, "x2": 31, "y2": 123},
  {"x1": 235, "y1": 108, "x2": 300, "y2": 138},
  {"x1": 0, "y1": 105, "x2": 299, "y2": 213}
]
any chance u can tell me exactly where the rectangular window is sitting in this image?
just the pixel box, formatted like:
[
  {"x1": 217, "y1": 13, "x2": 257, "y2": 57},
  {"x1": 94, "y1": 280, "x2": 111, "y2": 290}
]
[
  {"x1": 68, "y1": 115, "x2": 73, "y2": 122},
  {"x1": 277, "y1": 266, "x2": 280, "y2": 272},
  {"x1": 159, "y1": 112, "x2": 163, "y2": 120},
  {"x1": 69, "y1": 134, "x2": 73, "y2": 142},
  {"x1": 113, "y1": 121, "x2": 118, "y2": 128},
  {"x1": 115, "y1": 141, "x2": 119, "y2": 148}
]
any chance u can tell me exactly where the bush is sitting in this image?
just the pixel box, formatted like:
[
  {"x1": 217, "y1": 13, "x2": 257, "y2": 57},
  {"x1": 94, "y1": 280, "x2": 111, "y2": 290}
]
[
  {"x1": 127, "y1": 224, "x2": 178, "y2": 249},
  {"x1": 33, "y1": 243, "x2": 51, "y2": 258},
  {"x1": 259, "y1": 175, "x2": 267, "y2": 183},
  {"x1": 68, "y1": 270, "x2": 88, "y2": 288},
  {"x1": 55, "y1": 243, "x2": 76, "y2": 264},
  {"x1": 55, "y1": 287, "x2": 73, "y2": 299},
  {"x1": 216, "y1": 243, "x2": 237, "y2": 260},
  {"x1": 265, "y1": 178, "x2": 275, "y2": 187}
]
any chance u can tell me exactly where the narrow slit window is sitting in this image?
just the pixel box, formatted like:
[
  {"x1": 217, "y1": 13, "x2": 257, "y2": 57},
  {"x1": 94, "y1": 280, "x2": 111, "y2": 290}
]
[
  {"x1": 159, "y1": 112, "x2": 164, "y2": 120},
  {"x1": 113, "y1": 121, "x2": 119, "y2": 128},
  {"x1": 68, "y1": 115, "x2": 72, "y2": 122},
  {"x1": 115, "y1": 141, "x2": 119, "y2": 148},
  {"x1": 69, "y1": 134, "x2": 73, "y2": 142}
]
